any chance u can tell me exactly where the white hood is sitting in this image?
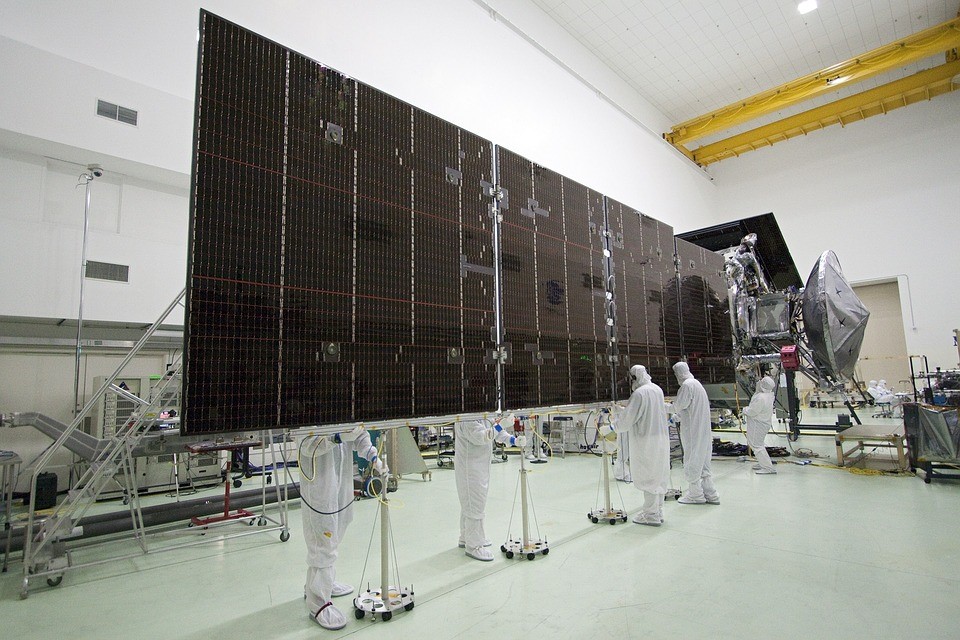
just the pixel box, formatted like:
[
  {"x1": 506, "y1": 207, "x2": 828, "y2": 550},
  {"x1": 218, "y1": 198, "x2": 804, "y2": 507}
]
[
  {"x1": 756, "y1": 376, "x2": 776, "y2": 394},
  {"x1": 630, "y1": 364, "x2": 652, "y2": 388},
  {"x1": 672, "y1": 361, "x2": 693, "y2": 384}
]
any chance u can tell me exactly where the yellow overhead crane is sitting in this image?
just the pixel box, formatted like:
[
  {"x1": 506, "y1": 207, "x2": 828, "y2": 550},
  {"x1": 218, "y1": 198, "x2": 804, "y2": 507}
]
[{"x1": 666, "y1": 16, "x2": 960, "y2": 165}]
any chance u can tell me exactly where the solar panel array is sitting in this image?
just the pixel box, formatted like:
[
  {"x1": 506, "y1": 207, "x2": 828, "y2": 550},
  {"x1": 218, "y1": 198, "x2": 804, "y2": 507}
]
[{"x1": 183, "y1": 12, "x2": 732, "y2": 434}]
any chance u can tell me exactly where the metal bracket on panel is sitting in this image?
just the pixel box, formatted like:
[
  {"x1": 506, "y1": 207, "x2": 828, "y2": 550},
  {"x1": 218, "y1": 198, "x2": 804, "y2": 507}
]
[
  {"x1": 460, "y1": 254, "x2": 495, "y2": 278},
  {"x1": 521, "y1": 198, "x2": 549, "y2": 218},
  {"x1": 325, "y1": 122, "x2": 344, "y2": 145},
  {"x1": 589, "y1": 221, "x2": 598, "y2": 235},
  {"x1": 613, "y1": 232, "x2": 624, "y2": 249},
  {"x1": 445, "y1": 167, "x2": 462, "y2": 186},
  {"x1": 321, "y1": 342, "x2": 340, "y2": 363},
  {"x1": 524, "y1": 343, "x2": 553, "y2": 365},
  {"x1": 447, "y1": 347, "x2": 465, "y2": 365},
  {"x1": 481, "y1": 181, "x2": 509, "y2": 207},
  {"x1": 485, "y1": 344, "x2": 512, "y2": 365}
]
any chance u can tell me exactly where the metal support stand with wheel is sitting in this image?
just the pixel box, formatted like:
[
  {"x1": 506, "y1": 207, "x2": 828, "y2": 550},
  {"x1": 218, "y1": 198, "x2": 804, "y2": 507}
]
[
  {"x1": 502, "y1": 449, "x2": 548, "y2": 560},
  {"x1": 354, "y1": 487, "x2": 413, "y2": 622},
  {"x1": 588, "y1": 412, "x2": 627, "y2": 525}
]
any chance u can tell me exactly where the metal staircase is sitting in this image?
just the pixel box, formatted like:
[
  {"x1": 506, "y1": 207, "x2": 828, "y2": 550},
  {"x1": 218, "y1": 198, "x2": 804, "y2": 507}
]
[{"x1": 18, "y1": 290, "x2": 185, "y2": 598}]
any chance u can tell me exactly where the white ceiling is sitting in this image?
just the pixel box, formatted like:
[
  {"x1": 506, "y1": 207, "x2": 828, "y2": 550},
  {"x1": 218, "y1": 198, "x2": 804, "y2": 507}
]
[{"x1": 528, "y1": 0, "x2": 957, "y2": 135}]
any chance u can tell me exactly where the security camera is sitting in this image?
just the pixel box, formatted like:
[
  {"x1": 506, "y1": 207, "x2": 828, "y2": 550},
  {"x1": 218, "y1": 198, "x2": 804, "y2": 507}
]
[{"x1": 87, "y1": 164, "x2": 104, "y2": 178}]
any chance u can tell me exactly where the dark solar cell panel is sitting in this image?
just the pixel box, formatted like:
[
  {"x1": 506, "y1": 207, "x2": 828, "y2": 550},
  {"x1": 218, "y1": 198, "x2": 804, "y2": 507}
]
[
  {"x1": 185, "y1": 12, "x2": 497, "y2": 433},
  {"x1": 185, "y1": 11, "x2": 732, "y2": 432}
]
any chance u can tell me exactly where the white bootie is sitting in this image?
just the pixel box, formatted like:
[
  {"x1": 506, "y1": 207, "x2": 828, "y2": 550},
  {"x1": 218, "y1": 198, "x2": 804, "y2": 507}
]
[
  {"x1": 458, "y1": 538, "x2": 491, "y2": 548},
  {"x1": 678, "y1": 495, "x2": 706, "y2": 505},
  {"x1": 465, "y1": 545, "x2": 494, "y2": 561},
  {"x1": 755, "y1": 468, "x2": 777, "y2": 475},
  {"x1": 310, "y1": 602, "x2": 346, "y2": 630},
  {"x1": 631, "y1": 513, "x2": 662, "y2": 526},
  {"x1": 331, "y1": 581, "x2": 353, "y2": 597}
]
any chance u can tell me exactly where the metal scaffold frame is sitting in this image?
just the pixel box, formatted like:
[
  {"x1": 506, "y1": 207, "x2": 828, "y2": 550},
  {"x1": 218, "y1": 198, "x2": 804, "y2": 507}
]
[{"x1": 11, "y1": 289, "x2": 292, "y2": 599}]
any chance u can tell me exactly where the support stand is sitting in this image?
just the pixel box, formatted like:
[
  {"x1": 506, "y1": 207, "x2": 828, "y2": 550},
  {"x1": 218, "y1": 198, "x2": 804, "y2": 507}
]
[
  {"x1": 354, "y1": 491, "x2": 414, "y2": 621},
  {"x1": 501, "y1": 451, "x2": 548, "y2": 560},
  {"x1": 588, "y1": 442, "x2": 627, "y2": 525}
]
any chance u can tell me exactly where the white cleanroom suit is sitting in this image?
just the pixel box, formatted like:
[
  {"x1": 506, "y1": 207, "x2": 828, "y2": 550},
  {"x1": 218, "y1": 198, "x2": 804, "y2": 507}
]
[
  {"x1": 301, "y1": 427, "x2": 387, "y2": 630},
  {"x1": 455, "y1": 420, "x2": 495, "y2": 561},
  {"x1": 455, "y1": 420, "x2": 525, "y2": 561},
  {"x1": 670, "y1": 362, "x2": 719, "y2": 504},
  {"x1": 744, "y1": 376, "x2": 777, "y2": 474},
  {"x1": 614, "y1": 430, "x2": 631, "y2": 482},
  {"x1": 615, "y1": 365, "x2": 670, "y2": 526}
]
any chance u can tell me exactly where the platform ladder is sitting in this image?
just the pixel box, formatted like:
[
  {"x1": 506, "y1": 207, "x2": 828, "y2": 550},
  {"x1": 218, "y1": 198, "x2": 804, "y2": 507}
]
[{"x1": 19, "y1": 290, "x2": 185, "y2": 599}]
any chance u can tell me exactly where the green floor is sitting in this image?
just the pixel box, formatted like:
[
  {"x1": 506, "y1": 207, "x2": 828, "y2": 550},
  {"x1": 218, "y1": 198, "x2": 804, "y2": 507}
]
[{"x1": 3, "y1": 409, "x2": 959, "y2": 639}]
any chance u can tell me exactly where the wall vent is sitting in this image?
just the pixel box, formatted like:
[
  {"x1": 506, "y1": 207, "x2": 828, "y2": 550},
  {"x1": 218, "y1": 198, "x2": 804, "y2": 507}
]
[
  {"x1": 96, "y1": 99, "x2": 138, "y2": 126},
  {"x1": 85, "y1": 260, "x2": 129, "y2": 283}
]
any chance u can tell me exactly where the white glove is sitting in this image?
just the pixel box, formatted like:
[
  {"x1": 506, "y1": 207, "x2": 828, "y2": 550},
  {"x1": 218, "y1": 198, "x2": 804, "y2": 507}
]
[
  {"x1": 494, "y1": 429, "x2": 513, "y2": 446},
  {"x1": 597, "y1": 423, "x2": 617, "y2": 441},
  {"x1": 340, "y1": 425, "x2": 365, "y2": 442},
  {"x1": 514, "y1": 435, "x2": 527, "y2": 448},
  {"x1": 372, "y1": 455, "x2": 389, "y2": 476}
]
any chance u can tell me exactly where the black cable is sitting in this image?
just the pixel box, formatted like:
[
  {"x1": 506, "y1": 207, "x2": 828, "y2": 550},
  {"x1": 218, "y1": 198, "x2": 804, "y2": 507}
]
[{"x1": 296, "y1": 483, "x2": 356, "y2": 516}]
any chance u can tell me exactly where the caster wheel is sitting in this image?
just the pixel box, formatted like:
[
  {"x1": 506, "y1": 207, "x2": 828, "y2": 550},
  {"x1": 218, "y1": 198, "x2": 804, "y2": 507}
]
[
  {"x1": 609, "y1": 519, "x2": 616, "y2": 525},
  {"x1": 505, "y1": 551, "x2": 514, "y2": 559},
  {"x1": 382, "y1": 611, "x2": 393, "y2": 622},
  {"x1": 354, "y1": 608, "x2": 365, "y2": 620},
  {"x1": 280, "y1": 530, "x2": 291, "y2": 542},
  {"x1": 46, "y1": 576, "x2": 63, "y2": 587},
  {"x1": 788, "y1": 431, "x2": 799, "y2": 442},
  {"x1": 122, "y1": 497, "x2": 129, "y2": 506},
  {"x1": 187, "y1": 522, "x2": 194, "y2": 527},
  {"x1": 258, "y1": 517, "x2": 267, "y2": 526},
  {"x1": 591, "y1": 517, "x2": 599, "y2": 523},
  {"x1": 500, "y1": 545, "x2": 507, "y2": 553},
  {"x1": 541, "y1": 548, "x2": 549, "y2": 556},
  {"x1": 247, "y1": 519, "x2": 255, "y2": 526},
  {"x1": 674, "y1": 495, "x2": 681, "y2": 501},
  {"x1": 621, "y1": 517, "x2": 628, "y2": 522},
  {"x1": 526, "y1": 553, "x2": 535, "y2": 561},
  {"x1": 437, "y1": 460, "x2": 444, "y2": 468},
  {"x1": 267, "y1": 476, "x2": 273, "y2": 485},
  {"x1": 404, "y1": 602, "x2": 415, "y2": 611},
  {"x1": 233, "y1": 480, "x2": 242, "y2": 489}
]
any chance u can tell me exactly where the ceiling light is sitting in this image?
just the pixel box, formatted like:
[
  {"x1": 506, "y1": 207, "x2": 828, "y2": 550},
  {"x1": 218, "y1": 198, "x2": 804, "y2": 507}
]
[{"x1": 798, "y1": 0, "x2": 818, "y2": 15}]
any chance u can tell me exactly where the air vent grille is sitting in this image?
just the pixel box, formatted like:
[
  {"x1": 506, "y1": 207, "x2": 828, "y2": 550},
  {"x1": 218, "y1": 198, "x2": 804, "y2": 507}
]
[
  {"x1": 85, "y1": 260, "x2": 129, "y2": 283},
  {"x1": 96, "y1": 99, "x2": 138, "y2": 126}
]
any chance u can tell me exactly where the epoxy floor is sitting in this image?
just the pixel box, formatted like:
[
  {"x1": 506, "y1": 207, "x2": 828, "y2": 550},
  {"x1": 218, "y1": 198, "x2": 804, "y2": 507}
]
[{"x1": 3, "y1": 410, "x2": 959, "y2": 639}]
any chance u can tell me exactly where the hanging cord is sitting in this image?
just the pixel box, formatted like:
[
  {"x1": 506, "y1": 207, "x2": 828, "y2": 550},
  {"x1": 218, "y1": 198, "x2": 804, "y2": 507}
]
[
  {"x1": 357, "y1": 491, "x2": 380, "y2": 593},
  {"x1": 505, "y1": 470, "x2": 521, "y2": 539},
  {"x1": 296, "y1": 435, "x2": 357, "y2": 516},
  {"x1": 526, "y1": 475, "x2": 543, "y2": 543}
]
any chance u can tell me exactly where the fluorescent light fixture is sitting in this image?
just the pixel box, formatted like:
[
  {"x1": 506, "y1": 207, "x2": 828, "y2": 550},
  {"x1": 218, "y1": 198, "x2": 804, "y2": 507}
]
[{"x1": 798, "y1": 0, "x2": 818, "y2": 15}]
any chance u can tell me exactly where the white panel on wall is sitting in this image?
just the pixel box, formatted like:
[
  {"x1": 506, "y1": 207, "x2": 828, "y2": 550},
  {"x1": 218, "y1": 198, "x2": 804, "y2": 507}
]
[
  {"x1": 0, "y1": 148, "x2": 189, "y2": 323},
  {"x1": 852, "y1": 281, "x2": 910, "y2": 392},
  {"x1": 0, "y1": 151, "x2": 43, "y2": 222}
]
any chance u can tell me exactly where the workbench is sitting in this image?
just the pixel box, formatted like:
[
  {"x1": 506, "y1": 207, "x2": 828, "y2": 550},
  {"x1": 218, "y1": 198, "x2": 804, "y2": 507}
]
[{"x1": 834, "y1": 424, "x2": 906, "y2": 470}]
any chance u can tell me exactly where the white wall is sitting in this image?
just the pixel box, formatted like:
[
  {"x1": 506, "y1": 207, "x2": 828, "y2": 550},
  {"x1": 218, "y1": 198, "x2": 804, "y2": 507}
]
[
  {"x1": 713, "y1": 91, "x2": 960, "y2": 371},
  {"x1": 0, "y1": 148, "x2": 189, "y2": 324}
]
